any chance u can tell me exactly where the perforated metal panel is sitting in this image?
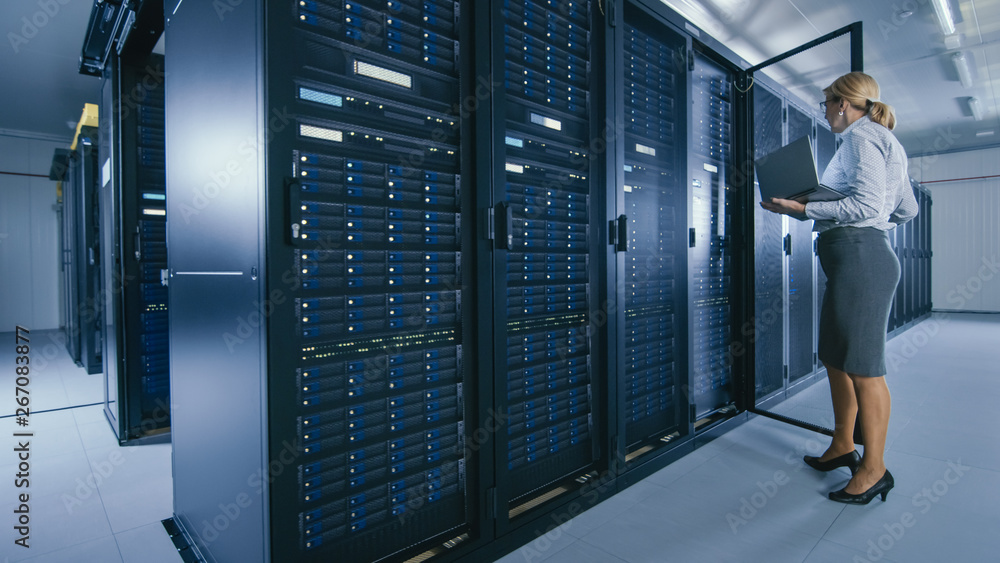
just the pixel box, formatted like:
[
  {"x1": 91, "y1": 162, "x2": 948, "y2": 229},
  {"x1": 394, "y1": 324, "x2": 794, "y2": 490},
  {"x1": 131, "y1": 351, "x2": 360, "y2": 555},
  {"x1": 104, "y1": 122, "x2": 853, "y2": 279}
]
[{"x1": 753, "y1": 85, "x2": 784, "y2": 399}]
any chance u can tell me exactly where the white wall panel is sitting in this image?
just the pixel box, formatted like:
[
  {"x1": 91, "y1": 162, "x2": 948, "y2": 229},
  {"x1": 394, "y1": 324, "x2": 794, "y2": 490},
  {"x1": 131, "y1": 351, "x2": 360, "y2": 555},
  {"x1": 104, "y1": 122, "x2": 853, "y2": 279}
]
[
  {"x1": 0, "y1": 132, "x2": 67, "y2": 330},
  {"x1": 909, "y1": 147, "x2": 1000, "y2": 313}
]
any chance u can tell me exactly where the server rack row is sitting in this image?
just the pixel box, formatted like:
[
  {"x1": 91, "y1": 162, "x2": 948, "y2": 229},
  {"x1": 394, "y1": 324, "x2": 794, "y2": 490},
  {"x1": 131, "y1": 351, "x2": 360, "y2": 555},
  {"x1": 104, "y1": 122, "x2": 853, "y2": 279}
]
[
  {"x1": 161, "y1": 1, "x2": 918, "y2": 562},
  {"x1": 99, "y1": 49, "x2": 172, "y2": 444},
  {"x1": 889, "y1": 180, "x2": 933, "y2": 331},
  {"x1": 61, "y1": 108, "x2": 104, "y2": 376},
  {"x1": 751, "y1": 79, "x2": 828, "y2": 402}
]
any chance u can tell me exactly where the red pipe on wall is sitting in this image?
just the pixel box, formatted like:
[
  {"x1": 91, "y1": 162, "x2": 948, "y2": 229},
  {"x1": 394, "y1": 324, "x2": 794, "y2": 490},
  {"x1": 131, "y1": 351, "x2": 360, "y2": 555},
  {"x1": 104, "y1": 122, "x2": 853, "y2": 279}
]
[{"x1": 920, "y1": 173, "x2": 1000, "y2": 184}]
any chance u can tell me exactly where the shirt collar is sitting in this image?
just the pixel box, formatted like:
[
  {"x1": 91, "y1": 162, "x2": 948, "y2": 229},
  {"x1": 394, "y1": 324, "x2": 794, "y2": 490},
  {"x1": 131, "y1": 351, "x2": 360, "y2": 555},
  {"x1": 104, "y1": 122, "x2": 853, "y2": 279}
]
[{"x1": 841, "y1": 114, "x2": 871, "y2": 137}]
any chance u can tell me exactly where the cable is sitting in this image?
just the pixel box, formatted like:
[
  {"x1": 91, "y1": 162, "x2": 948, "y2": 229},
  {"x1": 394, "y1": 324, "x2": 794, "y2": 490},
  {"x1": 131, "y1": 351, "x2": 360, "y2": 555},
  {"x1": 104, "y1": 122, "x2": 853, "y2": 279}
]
[{"x1": 733, "y1": 75, "x2": 754, "y2": 93}]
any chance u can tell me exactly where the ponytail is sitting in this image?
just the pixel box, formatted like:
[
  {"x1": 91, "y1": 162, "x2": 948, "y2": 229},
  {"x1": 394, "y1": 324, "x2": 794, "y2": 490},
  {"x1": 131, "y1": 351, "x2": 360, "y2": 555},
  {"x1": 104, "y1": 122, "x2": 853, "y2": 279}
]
[
  {"x1": 867, "y1": 100, "x2": 896, "y2": 130},
  {"x1": 824, "y1": 72, "x2": 898, "y2": 130}
]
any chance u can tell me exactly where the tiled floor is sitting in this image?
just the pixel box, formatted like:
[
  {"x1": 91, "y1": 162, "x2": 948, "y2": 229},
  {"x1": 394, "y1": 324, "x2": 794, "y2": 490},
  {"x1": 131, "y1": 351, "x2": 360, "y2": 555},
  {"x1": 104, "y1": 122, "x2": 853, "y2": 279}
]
[
  {"x1": 1, "y1": 314, "x2": 997, "y2": 562},
  {"x1": 496, "y1": 312, "x2": 1000, "y2": 563},
  {"x1": 0, "y1": 330, "x2": 178, "y2": 562}
]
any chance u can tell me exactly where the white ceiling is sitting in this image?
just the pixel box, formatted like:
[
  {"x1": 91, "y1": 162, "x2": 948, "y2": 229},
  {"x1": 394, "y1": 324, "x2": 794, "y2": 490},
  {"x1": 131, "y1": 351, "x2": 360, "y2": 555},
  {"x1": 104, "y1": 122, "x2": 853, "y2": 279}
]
[
  {"x1": 0, "y1": 0, "x2": 998, "y2": 155},
  {"x1": 0, "y1": 0, "x2": 103, "y2": 141},
  {"x1": 665, "y1": 0, "x2": 1000, "y2": 156}
]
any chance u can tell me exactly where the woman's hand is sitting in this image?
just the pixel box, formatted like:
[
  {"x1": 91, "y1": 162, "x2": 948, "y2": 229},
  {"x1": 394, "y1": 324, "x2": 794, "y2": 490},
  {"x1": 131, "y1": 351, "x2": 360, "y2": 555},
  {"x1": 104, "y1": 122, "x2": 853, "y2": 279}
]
[{"x1": 760, "y1": 197, "x2": 807, "y2": 218}]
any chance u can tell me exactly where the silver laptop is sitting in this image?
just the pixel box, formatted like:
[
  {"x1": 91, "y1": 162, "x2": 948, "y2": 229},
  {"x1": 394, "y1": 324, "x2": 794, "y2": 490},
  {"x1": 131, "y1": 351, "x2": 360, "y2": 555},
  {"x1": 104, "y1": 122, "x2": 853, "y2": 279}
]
[{"x1": 755, "y1": 136, "x2": 846, "y2": 203}]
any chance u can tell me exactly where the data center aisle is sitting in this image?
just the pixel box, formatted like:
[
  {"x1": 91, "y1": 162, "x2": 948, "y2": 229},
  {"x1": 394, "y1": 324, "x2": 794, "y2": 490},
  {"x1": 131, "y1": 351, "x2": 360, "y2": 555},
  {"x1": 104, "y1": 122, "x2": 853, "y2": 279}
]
[
  {"x1": 497, "y1": 313, "x2": 1000, "y2": 563},
  {"x1": 1, "y1": 314, "x2": 997, "y2": 562}
]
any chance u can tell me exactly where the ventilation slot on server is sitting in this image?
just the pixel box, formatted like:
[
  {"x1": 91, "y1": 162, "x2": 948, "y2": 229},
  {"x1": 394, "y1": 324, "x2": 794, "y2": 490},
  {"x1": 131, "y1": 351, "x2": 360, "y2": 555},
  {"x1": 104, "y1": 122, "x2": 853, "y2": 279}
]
[
  {"x1": 690, "y1": 52, "x2": 734, "y2": 421},
  {"x1": 621, "y1": 19, "x2": 686, "y2": 451},
  {"x1": 288, "y1": 1, "x2": 468, "y2": 560},
  {"x1": 501, "y1": 0, "x2": 597, "y2": 504}
]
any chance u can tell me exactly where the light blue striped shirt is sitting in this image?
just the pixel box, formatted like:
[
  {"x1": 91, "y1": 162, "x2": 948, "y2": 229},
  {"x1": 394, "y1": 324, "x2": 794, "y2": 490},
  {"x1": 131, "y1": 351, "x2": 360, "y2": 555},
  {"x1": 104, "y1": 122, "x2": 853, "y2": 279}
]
[{"x1": 805, "y1": 116, "x2": 918, "y2": 233}]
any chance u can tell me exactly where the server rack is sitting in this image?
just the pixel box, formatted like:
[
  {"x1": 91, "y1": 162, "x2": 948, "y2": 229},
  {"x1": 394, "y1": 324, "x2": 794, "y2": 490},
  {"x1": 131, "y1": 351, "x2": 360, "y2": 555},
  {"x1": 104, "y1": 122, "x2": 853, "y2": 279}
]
[
  {"x1": 752, "y1": 83, "x2": 784, "y2": 401},
  {"x1": 62, "y1": 143, "x2": 82, "y2": 365},
  {"x1": 66, "y1": 125, "x2": 104, "y2": 375},
  {"x1": 167, "y1": 1, "x2": 481, "y2": 561},
  {"x1": 785, "y1": 102, "x2": 815, "y2": 386},
  {"x1": 614, "y1": 6, "x2": 690, "y2": 456},
  {"x1": 688, "y1": 47, "x2": 737, "y2": 421},
  {"x1": 100, "y1": 51, "x2": 171, "y2": 443},
  {"x1": 492, "y1": 0, "x2": 609, "y2": 526}
]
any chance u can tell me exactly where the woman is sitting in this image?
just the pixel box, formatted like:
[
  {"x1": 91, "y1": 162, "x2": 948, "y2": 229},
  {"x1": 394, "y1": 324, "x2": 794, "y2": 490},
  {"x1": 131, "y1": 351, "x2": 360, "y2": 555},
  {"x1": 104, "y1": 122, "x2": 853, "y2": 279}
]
[{"x1": 761, "y1": 72, "x2": 918, "y2": 504}]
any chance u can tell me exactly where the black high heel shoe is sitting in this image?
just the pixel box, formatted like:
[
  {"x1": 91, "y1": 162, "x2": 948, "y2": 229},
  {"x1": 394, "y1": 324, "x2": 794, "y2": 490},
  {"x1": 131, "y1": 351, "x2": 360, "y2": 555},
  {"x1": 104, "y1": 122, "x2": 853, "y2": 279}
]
[
  {"x1": 803, "y1": 450, "x2": 861, "y2": 475},
  {"x1": 828, "y1": 470, "x2": 894, "y2": 505}
]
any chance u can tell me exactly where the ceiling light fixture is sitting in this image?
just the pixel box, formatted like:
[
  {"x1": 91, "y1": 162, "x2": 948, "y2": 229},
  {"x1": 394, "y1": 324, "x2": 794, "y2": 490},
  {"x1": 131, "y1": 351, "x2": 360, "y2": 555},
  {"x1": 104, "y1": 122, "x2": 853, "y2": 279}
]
[
  {"x1": 952, "y1": 52, "x2": 973, "y2": 88},
  {"x1": 968, "y1": 97, "x2": 984, "y2": 121},
  {"x1": 931, "y1": 0, "x2": 956, "y2": 36},
  {"x1": 975, "y1": 130, "x2": 994, "y2": 137}
]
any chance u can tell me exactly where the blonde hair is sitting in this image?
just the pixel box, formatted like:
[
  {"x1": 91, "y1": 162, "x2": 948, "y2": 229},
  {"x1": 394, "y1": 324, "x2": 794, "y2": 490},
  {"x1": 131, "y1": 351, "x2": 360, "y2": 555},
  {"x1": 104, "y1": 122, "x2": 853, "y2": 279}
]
[{"x1": 823, "y1": 72, "x2": 897, "y2": 130}]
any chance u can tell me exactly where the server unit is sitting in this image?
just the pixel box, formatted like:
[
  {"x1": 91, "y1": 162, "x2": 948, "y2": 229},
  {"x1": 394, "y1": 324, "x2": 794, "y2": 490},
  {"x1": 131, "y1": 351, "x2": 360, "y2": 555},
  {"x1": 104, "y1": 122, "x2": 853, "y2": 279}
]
[
  {"x1": 64, "y1": 122, "x2": 104, "y2": 375},
  {"x1": 167, "y1": 1, "x2": 480, "y2": 561},
  {"x1": 100, "y1": 51, "x2": 171, "y2": 443}
]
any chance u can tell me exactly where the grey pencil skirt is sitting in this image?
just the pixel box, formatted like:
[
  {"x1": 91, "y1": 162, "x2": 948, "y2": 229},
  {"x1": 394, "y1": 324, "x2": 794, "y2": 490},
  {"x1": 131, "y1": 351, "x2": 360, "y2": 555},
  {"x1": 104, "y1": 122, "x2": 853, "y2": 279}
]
[{"x1": 817, "y1": 226, "x2": 901, "y2": 377}]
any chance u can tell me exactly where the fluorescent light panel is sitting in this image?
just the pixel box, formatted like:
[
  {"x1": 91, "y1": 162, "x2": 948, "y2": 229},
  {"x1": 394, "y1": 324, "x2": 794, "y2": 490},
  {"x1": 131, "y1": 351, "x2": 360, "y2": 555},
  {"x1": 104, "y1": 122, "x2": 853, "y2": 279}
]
[
  {"x1": 952, "y1": 52, "x2": 973, "y2": 88},
  {"x1": 931, "y1": 0, "x2": 955, "y2": 36},
  {"x1": 969, "y1": 97, "x2": 984, "y2": 121}
]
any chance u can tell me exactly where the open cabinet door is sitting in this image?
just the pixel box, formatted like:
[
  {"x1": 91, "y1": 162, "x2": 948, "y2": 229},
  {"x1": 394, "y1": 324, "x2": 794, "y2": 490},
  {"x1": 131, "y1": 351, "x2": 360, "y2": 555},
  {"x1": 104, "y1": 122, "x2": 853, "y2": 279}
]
[{"x1": 737, "y1": 22, "x2": 865, "y2": 440}]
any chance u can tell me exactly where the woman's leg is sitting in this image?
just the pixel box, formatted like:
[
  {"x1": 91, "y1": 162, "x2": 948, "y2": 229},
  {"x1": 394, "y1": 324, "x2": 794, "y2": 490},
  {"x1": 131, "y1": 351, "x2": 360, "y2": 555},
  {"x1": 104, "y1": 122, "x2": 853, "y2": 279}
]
[
  {"x1": 844, "y1": 374, "x2": 891, "y2": 493},
  {"x1": 820, "y1": 362, "x2": 859, "y2": 461}
]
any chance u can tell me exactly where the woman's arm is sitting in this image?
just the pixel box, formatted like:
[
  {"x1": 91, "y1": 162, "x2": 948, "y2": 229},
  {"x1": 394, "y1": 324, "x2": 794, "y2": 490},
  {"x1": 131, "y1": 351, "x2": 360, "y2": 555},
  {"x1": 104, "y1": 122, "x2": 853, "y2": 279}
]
[
  {"x1": 890, "y1": 182, "x2": 919, "y2": 224},
  {"x1": 804, "y1": 135, "x2": 887, "y2": 223}
]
